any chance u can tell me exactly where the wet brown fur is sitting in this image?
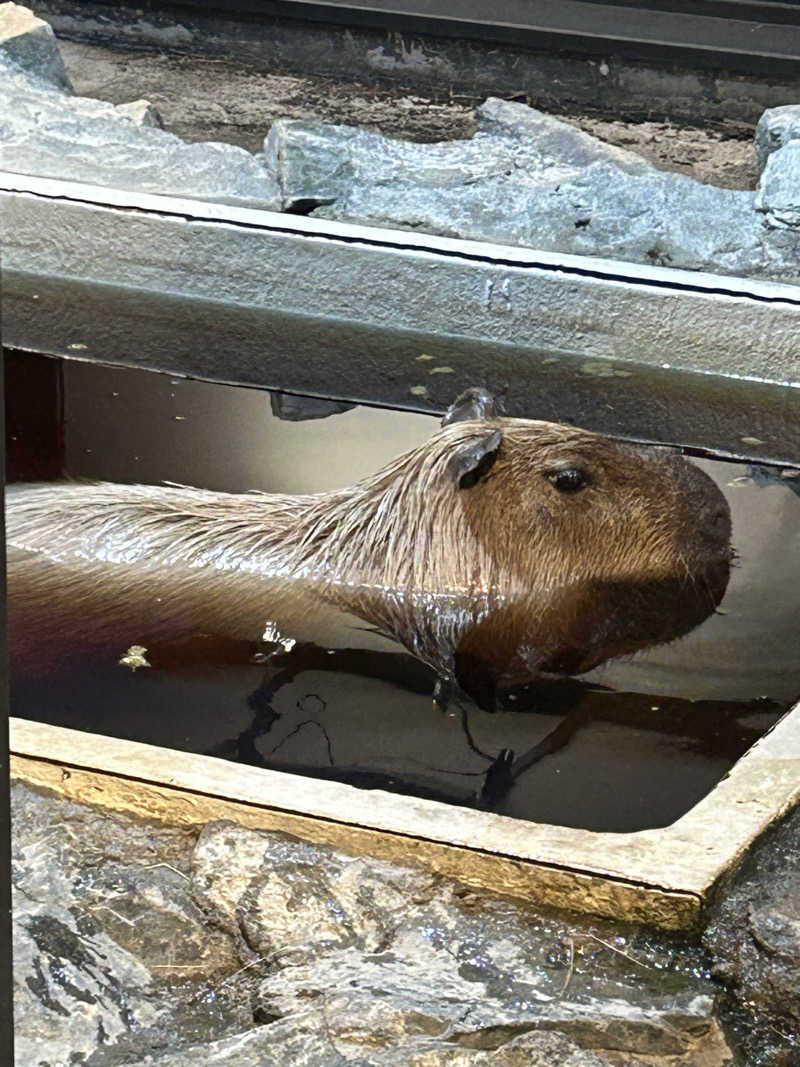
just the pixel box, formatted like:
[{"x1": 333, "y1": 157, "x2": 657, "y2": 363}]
[{"x1": 6, "y1": 417, "x2": 732, "y2": 705}]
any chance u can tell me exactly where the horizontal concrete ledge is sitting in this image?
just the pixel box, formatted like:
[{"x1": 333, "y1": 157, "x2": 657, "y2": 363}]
[
  {"x1": 7, "y1": 171, "x2": 800, "y2": 304},
  {"x1": 10, "y1": 703, "x2": 800, "y2": 930},
  {"x1": 3, "y1": 172, "x2": 800, "y2": 463}
]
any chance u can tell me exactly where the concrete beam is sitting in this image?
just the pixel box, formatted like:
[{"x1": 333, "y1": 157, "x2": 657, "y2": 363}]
[{"x1": 2, "y1": 171, "x2": 800, "y2": 464}]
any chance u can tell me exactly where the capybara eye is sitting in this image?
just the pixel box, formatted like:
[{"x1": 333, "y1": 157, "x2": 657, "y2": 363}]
[{"x1": 547, "y1": 467, "x2": 589, "y2": 492}]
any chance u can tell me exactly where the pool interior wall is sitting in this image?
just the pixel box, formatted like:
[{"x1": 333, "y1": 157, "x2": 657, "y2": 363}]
[{"x1": 5, "y1": 350, "x2": 799, "y2": 832}]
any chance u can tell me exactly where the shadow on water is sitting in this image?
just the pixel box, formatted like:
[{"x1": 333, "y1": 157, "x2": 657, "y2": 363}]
[{"x1": 5, "y1": 350, "x2": 799, "y2": 832}]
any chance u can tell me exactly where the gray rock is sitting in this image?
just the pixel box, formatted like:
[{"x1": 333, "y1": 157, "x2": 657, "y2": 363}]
[
  {"x1": 756, "y1": 140, "x2": 800, "y2": 228},
  {"x1": 263, "y1": 96, "x2": 789, "y2": 280},
  {"x1": 13, "y1": 795, "x2": 164, "y2": 1065},
  {"x1": 749, "y1": 905, "x2": 800, "y2": 960},
  {"x1": 0, "y1": 50, "x2": 280, "y2": 208},
  {"x1": 146, "y1": 1018, "x2": 618, "y2": 1066},
  {"x1": 193, "y1": 822, "x2": 731, "y2": 1067},
  {"x1": 11, "y1": 785, "x2": 735, "y2": 1067},
  {"x1": 114, "y1": 98, "x2": 164, "y2": 129},
  {"x1": 145, "y1": 1012, "x2": 356, "y2": 1067},
  {"x1": 190, "y1": 820, "x2": 441, "y2": 960},
  {"x1": 263, "y1": 97, "x2": 652, "y2": 211},
  {"x1": 13, "y1": 870, "x2": 160, "y2": 1066},
  {"x1": 755, "y1": 104, "x2": 800, "y2": 171},
  {"x1": 257, "y1": 951, "x2": 726, "y2": 1063},
  {"x1": 370, "y1": 1030, "x2": 615, "y2": 1065},
  {"x1": 12, "y1": 783, "x2": 251, "y2": 1067},
  {"x1": 472, "y1": 97, "x2": 650, "y2": 174},
  {"x1": 705, "y1": 800, "x2": 800, "y2": 1065},
  {"x1": 0, "y1": 1, "x2": 71, "y2": 91}
]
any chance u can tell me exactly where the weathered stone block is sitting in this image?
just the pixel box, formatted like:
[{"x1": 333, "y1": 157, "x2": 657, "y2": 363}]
[
  {"x1": 0, "y1": 52, "x2": 281, "y2": 207},
  {"x1": 756, "y1": 140, "x2": 800, "y2": 228},
  {"x1": 263, "y1": 96, "x2": 786, "y2": 280},
  {"x1": 192, "y1": 822, "x2": 731, "y2": 1067},
  {"x1": 0, "y1": 0, "x2": 71, "y2": 91},
  {"x1": 472, "y1": 97, "x2": 650, "y2": 174},
  {"x1": 705, "y1": 799, "x2": 800, "y2": 1066},
  {"x1": 755, "y1": 104, "x2": 800, "y2": 171},
  {"x1": 263, "y1": 97, "x2": 651, "y2": 212}
]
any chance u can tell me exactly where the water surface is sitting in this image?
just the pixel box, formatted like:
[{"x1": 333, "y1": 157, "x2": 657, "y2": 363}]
[{"x1": 7, "y1": 352, "x2": 799, "y2": 831}]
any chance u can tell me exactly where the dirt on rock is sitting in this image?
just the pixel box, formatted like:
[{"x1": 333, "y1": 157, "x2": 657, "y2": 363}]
[{"x1": 59, "y1": 40, "x2": 759, "y2": 191}]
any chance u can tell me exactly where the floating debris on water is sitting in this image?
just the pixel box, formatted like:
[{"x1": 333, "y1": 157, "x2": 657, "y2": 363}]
[{"x1": 118, "y1": 645, "x2": 151, "y2": 672}]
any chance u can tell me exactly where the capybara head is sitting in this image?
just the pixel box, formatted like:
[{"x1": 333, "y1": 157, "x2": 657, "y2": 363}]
[{"x1": 349, "y1": 389, "x2": 732, "y2": 707}]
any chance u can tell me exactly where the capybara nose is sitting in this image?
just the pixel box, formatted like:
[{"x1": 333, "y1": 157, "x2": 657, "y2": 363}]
[{"x1": 699, "y1": 501, "x2": 732, "y2": 551}]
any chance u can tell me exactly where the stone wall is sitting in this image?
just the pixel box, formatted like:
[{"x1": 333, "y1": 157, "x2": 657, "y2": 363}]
[{"x1": 6, "y1": 3, "x2": 800, "y2": 283}]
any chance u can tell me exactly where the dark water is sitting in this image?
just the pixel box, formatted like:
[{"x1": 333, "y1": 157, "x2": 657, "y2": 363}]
[{"x1": 6, "y1": 351, "x2": 800, "y2": 832}]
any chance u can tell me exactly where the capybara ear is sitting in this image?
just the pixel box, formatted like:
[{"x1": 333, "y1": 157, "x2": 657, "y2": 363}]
[
  {"x1": 448, "y1": 429, "x2": 502, "y2": 490},
  {"x1": 441, "y1": 386, "x2": 507, "y2": 427}
]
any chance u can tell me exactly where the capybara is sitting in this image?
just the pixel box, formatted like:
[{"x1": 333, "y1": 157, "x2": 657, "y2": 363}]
[{"x1": 6, "y1": 389, "x2": 732, "y2": 709}]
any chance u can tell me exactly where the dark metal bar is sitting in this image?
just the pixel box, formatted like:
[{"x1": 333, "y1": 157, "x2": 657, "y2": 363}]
[{"x1": 90, "y1": 0, "x2": 800, "y2": 72}]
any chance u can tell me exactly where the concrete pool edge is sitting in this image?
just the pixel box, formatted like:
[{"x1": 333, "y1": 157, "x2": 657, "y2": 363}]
[
  {"x1": 3, "y1": 173, "x2": 800, "y2": 466},
  {"x1": 10, "y1": 707, "x2": 800, "y2": 930}
]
